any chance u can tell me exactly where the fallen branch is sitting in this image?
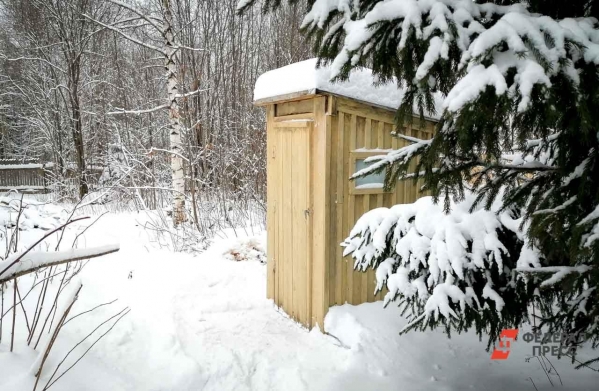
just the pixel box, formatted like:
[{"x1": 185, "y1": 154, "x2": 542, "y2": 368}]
[
  {"x1": 0, "y1": 244, "x2": 120, "y2": 284},
  {"x1": 0, "y1": 217, "x2": 90, "y2": 279}
]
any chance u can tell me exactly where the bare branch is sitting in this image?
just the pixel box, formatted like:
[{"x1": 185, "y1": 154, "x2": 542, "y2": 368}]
[
  {"x1": 106, "y1": 0, "x2": 165, "y2": 33},
  {"x1": 148, "y1": 147, "x2": 189, "y2": 162},
  {"x1": 175, "y1": 88, "x2": 209, "y2": 99},
  {"x1": 0, "y1": 55, "x2": 66, "y2": 74},
  {"x1": 107, "y1": 104, "x2": 168, "y2": 116},
  {"x1": 173, "y1": 44, "x2": 207, "y2": 52},
  {"x1": 81, "y1": 14, "x2": 166, "y2": 55}
]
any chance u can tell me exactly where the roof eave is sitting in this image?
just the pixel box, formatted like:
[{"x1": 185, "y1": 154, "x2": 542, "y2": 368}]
[{"x1": 253, "y1": 88, "x2": 440, "y2": 123}]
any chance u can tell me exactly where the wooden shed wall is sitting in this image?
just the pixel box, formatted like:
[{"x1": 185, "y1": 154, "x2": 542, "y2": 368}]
[
  {"x1": 327, "y1": 96, "x2": 435, "y2": 307},
  {"x1": 264, "y1": 94, "x2": 435, "y2": 329}
]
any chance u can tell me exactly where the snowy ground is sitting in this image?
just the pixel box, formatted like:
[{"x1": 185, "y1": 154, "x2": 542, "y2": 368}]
[{"x1": 1, "y1": 207, "x2": 597, "y2": 391}]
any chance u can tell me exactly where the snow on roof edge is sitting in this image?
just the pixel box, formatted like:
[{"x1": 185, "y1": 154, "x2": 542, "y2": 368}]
[{"x1": 254, "y1": 58, "x2": 442, "y2": 120}]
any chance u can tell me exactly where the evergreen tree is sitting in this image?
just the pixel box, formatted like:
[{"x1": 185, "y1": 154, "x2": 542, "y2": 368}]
[{"x1": 239, "y1": 0, "x2": 599, "y2": 365}]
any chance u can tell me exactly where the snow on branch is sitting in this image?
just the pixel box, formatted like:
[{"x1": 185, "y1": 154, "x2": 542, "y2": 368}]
[
  {"x1": 302, "y1": 0, "x2": 599, "y2": 114},
  {"x1": 175, "y1": 88, "x2": 209, "y2": 99},
  {"x1": 148, "y1": 147, "x2": 190, "y2": 162},
  {"x1": 0, "y1": 55, "x2": 66, "y2": 74},
  {"x1": 173, "y1": 45, "x2": 207, "y2": 52},
  {"x1": 81, "y1": 14, "x2": 167, "y2": 55},
  {"x1": 351, "y1": 137, "x2": 431, "y2": 180},
  {"x1": 106, "y1": 89, "x2": 207, "y2": 115},
  {"x1": 106, "y1": 0, "x2": 165, "y2": 33},
  {"x1": 0, "y1": 244, "x2": 120, "y2": 284},
  {"x1": 107, "y1": 104, "x2": 169, "y2": 116},
  {"x1": 516, "y1": 265, "x2": 592, "y2": 287},
  {"x1": 342, "y1": 190, "x2": 595, "y2": 329},
  {"x1": 342, "y1": 194, "x2": 519, "y2": 322}
]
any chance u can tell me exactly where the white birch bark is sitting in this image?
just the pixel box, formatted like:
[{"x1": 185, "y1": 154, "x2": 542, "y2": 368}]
[{"x1": 163, "y1": 0, "x2": 186, "y2": 225}]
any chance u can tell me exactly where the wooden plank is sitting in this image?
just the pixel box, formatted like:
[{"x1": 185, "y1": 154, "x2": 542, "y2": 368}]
[
  {"x1": 337, "y1": 97, "x2": 395, "y2": 124},
  {"x1": 346, "y1": 114, "x2": 357, "y2": 304},
  {"x1": 311, "y1": 96, "x2": 329, "y2": 329},
  {"x1": 335, "y1": 112, "x2": 345, "y2": 306},
  {"x1": 273, "y1": 113, "x2": 315, "y2": 121},
  {"x1": 341, "y1": 112, "x2": 351, "y2": 306},
  {"x1": 356, "y1": 116, "x2": 365, "y2": 149},
  {"x1": 361, "y1": 195, "x2": 370, "y2": 303},
  {"x1": 328, "y1": 97, "x2": 338, "y2": 307},
  {"x1": 391, "y1": 123, "x2": 399, "y2": 206},
  {"x1": 376, "y1": 120, "x2": 384, "y2": 210},
  {"x1": 254, "y1": 91, "x2": 317, "y2": 107},
  {"x1": 354, "y1": 117, "x2": 373, "y2": 304},
  {"x1": 304, "y1": 125, "x2": 312, "y2": 325},
  {"x1": 377, "y1": 120, "x2": 385, "y2": 148},
  {"x1": 351, "y1": 194, "x2": 362, "y2": 305},
  {"x1": 275, "y1": 98, "x2": 315, "y2": 116},
  {"x1": 283, "y1": 128, "x2": 293, "y2": 315},
  {"x1": 306, "y1": 121, "x2": 314, "y2": 326},
  {"x1": 291, "y1": 127, "x2": 302, "y2": 323},
  {"x1": 273, "y1": 119, "x2": 313, "y2": 128},
  {"x1": 276, "y1": 127, "x2": 284, "y2": 309},
  {"x1": 276, "y1": 126, "x2": 284, "y2": 308},
  {"x1": 364, "y1": 118, "x2": 372, "y2": 149},
  {"x1": 266, "y1": 105, "x2": 276, "y2": 300}
]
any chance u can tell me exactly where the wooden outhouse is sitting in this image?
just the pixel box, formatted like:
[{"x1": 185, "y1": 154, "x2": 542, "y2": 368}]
[{"x1": 254, "y1": 59, "x2": 438, "y2": 329}]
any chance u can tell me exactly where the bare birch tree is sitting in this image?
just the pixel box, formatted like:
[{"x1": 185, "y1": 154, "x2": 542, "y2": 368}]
[{"x1": 84, "y1": 0, "x2": 208, "y2": 225}]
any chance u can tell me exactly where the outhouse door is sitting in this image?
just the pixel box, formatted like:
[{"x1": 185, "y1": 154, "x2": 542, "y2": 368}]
[{"x1": 270, "y1": 119, "x2": 313, "y2": 326}]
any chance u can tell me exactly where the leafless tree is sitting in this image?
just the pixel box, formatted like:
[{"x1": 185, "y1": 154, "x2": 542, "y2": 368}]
[{"x1": 0, "y1": 0, "x2": 311, "y2": 230}]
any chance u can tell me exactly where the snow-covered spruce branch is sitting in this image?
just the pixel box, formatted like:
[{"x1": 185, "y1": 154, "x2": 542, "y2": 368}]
[
  {"x1": 342, "y1": 191, "x2": 596, "y2": 341},
  {"x1": 351, "y1": 137, "x2": 431, "y2": 180},
  {"x1": 477, "y1": 160, "x2": 558, "y2": 172},
  {"x1": 301, "y1": 0, "x2": 599, "y2": 115},
  {"x1": 516, "y1": 265, "x2": 592, "y2": 287},
  {"x1": 342, "y1": 194, "x2": 520, "y2": 324}
]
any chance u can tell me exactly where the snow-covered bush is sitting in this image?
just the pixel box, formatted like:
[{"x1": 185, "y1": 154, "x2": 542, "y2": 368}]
[{"x1": 0, "y1": 196, "x2": 66, "y2": 231}]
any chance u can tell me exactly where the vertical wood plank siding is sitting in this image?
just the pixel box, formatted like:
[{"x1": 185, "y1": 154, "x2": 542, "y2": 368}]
[
  {"x1": 327, "y1": 97, "x2": 435, "y2": 307},
  {"x1": 265, "y1": 94, "x2": 436, "y2": 329}
]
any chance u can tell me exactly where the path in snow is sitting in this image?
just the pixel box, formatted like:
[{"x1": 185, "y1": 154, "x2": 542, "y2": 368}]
[{"x1": 1, "y1": 211, "x2": 597, "y2": 390}]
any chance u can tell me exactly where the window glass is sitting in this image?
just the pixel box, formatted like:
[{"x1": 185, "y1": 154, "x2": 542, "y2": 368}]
[{"x1": 355, "y1": 159, "x2": 385, "y2": 189}]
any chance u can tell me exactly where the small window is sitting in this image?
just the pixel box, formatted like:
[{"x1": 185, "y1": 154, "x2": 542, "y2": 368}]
[
  {"x1": 354, "y1": 159, "x2": 385, "y2": 189},
  {"x1": 349, "y1": 151, "x2": 392, "y2": 195}
]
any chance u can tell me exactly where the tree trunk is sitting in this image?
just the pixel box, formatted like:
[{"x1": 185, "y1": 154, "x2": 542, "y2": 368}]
[
  {"x1": 163, "y1": 0, "x2": 186, "y2": 225},
  {"x1": 68, "y1": 60, "x2": 88, "y2": 199}
]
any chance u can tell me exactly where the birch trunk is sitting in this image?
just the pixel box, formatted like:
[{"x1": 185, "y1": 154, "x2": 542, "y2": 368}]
[{"x1": 163, "y1": 0, "x2": 186, "y2": 225}]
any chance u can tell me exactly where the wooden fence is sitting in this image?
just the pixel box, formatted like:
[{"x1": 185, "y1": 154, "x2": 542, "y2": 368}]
[{"x1": 0, "y1": 163, "x2": 52, "y2": 192}]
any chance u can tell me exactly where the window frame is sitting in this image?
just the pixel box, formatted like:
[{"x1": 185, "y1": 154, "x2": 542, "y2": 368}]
[{"x1": 348, "y1": 150, "x2": 393, "y2": 195}]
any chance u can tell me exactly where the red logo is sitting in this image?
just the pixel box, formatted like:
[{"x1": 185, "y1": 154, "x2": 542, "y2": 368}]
[{"x1": 491, "y1": 329, "x2": 519, "y2": 360}]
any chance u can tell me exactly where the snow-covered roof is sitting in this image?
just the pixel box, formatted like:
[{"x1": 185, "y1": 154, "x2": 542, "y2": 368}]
[{"x1": 254, "y1": 58, "x2": 441, "y2": 120}]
